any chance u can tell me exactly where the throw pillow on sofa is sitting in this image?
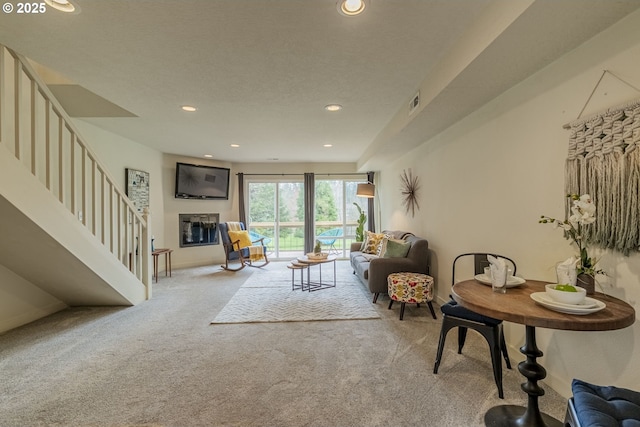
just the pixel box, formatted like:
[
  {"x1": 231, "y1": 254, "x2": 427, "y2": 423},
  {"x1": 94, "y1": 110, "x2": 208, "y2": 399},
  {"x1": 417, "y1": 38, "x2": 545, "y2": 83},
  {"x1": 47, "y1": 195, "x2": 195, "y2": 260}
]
[
  {"x1": 362, "y1": 231, "x2": 386, "y2": 255},
  {"x1": 376, "y1": 236, "x2": 391, "y2": 256},
  {"x1": 383, "y1": 239, "x2": 411, "y2": 258}
]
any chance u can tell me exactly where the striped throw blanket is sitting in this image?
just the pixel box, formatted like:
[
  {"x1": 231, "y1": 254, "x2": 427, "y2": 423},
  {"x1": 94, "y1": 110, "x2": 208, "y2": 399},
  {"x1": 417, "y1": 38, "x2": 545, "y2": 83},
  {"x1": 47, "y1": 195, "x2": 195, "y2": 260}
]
[{"x1": 227, "y1": 222, "x2": 265, "y2": 262}]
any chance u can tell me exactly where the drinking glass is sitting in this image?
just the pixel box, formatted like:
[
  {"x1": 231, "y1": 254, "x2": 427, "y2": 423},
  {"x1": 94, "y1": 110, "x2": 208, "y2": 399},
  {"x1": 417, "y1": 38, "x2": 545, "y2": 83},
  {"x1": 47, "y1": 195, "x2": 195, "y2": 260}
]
[{"x1": 491, "y1": 267, "x2": 507, "y2": 294}]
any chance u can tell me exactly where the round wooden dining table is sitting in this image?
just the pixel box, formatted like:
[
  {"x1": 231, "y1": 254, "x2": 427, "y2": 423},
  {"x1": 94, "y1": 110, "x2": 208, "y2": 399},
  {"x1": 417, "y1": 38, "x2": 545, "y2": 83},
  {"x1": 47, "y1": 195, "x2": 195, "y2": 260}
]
[{"x1": 452, "y1": 278, "x2": 635, "y2": 427}]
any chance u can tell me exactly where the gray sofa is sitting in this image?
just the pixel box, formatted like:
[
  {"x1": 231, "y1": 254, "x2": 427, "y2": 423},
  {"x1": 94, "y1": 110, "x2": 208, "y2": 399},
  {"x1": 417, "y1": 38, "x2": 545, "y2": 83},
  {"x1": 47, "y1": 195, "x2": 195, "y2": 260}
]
[{"x1": 350, "y1": 230, "x2": 430, "y2": 303}]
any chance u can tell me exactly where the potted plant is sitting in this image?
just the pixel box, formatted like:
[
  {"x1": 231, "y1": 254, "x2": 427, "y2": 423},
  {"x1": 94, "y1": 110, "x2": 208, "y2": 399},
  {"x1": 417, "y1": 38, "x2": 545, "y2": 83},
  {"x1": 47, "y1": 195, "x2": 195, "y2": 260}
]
[{"x1": 354, "y1": 202, "x2": 367, "y2": 242}]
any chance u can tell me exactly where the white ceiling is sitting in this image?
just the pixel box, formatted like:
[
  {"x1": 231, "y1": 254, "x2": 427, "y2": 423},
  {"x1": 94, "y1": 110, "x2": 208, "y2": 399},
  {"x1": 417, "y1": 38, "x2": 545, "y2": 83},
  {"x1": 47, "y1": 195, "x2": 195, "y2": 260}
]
[{"x1": 1, "y1": 0, "x2": 638, "y2": 170}]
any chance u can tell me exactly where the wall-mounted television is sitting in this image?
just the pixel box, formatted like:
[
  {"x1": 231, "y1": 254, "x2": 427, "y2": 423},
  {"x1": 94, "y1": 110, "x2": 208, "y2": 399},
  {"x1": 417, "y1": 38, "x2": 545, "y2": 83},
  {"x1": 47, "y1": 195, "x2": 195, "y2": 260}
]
[{"x1": 175, "y1": 162, "x2": 230, "y2": 200}]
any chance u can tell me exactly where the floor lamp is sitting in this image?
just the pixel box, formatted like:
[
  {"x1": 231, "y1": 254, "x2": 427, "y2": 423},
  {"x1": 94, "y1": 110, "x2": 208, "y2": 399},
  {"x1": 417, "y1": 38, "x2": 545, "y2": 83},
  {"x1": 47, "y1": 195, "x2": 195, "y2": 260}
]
[{"x1": 356, "y1": 182, "x2": 375, "y2": 198}]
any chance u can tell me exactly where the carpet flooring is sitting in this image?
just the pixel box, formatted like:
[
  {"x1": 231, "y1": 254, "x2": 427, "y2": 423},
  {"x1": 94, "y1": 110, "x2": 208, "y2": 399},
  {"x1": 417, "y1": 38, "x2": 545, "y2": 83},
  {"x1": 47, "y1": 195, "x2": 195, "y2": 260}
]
[
  {"x1": 0, "y1": 260, "x2": 568, "y2": 427},
  {"x1": 212, "y1": 263, "x2": 380, "y2": 323}
]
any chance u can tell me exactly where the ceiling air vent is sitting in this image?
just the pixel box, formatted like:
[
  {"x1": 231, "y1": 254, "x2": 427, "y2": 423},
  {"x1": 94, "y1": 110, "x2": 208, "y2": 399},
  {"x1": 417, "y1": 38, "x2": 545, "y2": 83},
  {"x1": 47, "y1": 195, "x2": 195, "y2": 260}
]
[{"x1": 409, "y1": 91, "x2": 420, "y2": 115}]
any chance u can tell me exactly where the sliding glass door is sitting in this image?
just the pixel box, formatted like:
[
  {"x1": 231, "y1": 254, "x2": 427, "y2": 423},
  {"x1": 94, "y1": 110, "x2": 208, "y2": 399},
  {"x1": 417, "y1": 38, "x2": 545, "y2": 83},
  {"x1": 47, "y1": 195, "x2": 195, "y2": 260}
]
[
  {"x1": 247, "y1": 177, "x2": 364, "y2": 260},
  {"x1": 248, "y1": 180, "x2": 305, "y2": 258},
  {"x1": 314, "y1": 179, "x2": 362, "y2": 258}
]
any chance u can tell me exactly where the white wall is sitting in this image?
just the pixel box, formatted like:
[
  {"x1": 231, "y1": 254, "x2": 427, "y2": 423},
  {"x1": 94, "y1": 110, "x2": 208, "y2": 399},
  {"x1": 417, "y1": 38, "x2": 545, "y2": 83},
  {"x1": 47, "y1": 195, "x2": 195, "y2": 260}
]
[
  {"x1": 377, "y1": 11, "x2": 640, "y2": 397},
  {"x1": 73, "y1": 120, "x2": 166, "y2": 256}
]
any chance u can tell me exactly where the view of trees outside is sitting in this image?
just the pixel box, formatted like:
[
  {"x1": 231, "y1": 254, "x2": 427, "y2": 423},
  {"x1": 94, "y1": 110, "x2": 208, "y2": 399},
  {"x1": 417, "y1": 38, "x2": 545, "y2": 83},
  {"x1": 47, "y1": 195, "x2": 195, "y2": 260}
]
[
  {"x1": 279, "y1": 182, "x2": 303, "y2": 244},
  {"x1": 247, "y1": 179, "x2": 365, "y2": 258},
  {"x1": 248, "y1": 182, "x2": 275, "y2": 229}
]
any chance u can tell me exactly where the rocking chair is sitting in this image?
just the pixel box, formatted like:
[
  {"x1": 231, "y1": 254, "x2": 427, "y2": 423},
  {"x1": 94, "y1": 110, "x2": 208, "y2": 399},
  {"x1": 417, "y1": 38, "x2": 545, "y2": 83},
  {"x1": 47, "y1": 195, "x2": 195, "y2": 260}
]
[{"x1": 219, "y1": 222, "x2": 270, "y2": 271}]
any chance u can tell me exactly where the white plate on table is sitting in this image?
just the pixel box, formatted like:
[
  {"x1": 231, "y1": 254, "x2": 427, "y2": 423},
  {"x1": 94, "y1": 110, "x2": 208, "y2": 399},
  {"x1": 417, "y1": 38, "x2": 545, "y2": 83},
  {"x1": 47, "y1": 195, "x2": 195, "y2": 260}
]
[
  {"x1": 474, "y1": 274, "x2": 526, "y2": 288},
  {"x1": 530, "y1": 292, "x2": 606, "y2": 315}
]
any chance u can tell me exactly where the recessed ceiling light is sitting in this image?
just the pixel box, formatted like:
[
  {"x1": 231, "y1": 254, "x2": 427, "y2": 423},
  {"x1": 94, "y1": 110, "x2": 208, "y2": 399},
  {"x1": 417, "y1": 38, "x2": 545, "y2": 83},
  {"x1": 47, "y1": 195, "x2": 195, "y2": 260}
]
[
  {"x1": 324, "y1": 144, "x2": 333, "y2": 148},
  {"x1": 230, "y1": 144, "x2": 240, "y2": 148},
  {"x1": 204, "y1": 154, "x2": 213, "y2": 158},
  {"x1": 324, "y1": 104, "x2": 342, "y2": 112},
  {"x1": 337, "y1": 0, "x2": 366, "y2": 16},
  {"x1": 181, "y1": 105, "x2": 197, "y2": 112},
  {"x1": 44, "y1": 0, "x2": 77, "y2": 13}
]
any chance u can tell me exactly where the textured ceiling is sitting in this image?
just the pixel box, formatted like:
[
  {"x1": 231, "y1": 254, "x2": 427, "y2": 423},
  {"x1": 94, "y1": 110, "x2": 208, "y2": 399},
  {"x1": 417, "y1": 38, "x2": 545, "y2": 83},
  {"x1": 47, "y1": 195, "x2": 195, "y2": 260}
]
[{"x1": 0, "y1": 0, "x2": 638, "y2": 169}]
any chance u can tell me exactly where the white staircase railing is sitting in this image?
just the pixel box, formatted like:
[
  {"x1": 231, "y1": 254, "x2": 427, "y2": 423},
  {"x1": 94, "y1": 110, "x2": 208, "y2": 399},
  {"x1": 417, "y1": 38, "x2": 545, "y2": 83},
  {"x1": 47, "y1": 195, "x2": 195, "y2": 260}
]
[{"x1": 0, "y1": 44, "x2": 150, "y2": 295}]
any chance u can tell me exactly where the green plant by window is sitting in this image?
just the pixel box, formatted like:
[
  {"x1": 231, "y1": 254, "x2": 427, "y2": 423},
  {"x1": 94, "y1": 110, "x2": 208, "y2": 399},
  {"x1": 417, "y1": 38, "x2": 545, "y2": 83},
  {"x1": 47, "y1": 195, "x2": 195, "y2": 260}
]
[{"x1": 354, "y1": 202, "x2": 366, "y2": 242}]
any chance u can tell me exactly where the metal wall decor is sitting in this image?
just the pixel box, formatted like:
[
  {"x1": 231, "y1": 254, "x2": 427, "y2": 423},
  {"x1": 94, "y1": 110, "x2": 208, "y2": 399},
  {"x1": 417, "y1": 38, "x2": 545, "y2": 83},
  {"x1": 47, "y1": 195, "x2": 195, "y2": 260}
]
[
  {"x1": 126, "y1": 168, "x2": 150, "y2": 212},
  {"x1": 400, "y1": 168, "x2": 420, "y2": 217}
]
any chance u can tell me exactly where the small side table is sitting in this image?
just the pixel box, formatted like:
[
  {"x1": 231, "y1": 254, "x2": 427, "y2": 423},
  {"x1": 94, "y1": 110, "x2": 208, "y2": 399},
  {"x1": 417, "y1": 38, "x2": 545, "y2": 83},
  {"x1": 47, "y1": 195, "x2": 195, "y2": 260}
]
[
  {"x1": 152, "y1": 248, "x2": 173, "y2": 283},
  {"x1": 287, "y1": 262, "x2": 308, "y2": 291}
]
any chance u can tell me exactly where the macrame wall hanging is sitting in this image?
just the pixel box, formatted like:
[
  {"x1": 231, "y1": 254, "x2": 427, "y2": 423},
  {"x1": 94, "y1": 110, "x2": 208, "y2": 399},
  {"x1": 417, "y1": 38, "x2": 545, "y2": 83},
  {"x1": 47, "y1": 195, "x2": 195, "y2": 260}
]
[{"x1": 564, "y1": 70, "x2": 640, "y2": 255}]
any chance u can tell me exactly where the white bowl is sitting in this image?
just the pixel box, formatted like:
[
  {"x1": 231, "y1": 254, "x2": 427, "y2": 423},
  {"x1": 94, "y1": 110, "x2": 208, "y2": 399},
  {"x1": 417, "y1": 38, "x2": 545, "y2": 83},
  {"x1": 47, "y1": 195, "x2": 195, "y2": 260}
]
[{"x1": 545, "y1": 284, "x2": 586, "y2": 305}]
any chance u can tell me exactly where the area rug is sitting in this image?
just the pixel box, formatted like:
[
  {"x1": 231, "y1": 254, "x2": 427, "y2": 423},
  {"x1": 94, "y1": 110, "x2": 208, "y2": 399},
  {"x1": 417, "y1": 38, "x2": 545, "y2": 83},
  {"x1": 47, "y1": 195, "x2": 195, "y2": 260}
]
[{"x1": 211, "y1": 262, "x2": 381, "y2": 324}]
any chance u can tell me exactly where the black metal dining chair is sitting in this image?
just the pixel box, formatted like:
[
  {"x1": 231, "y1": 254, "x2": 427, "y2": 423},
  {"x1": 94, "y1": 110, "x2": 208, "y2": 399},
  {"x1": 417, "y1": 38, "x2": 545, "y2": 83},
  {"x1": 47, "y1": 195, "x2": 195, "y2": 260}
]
[{"x1": 433, "y1": 252, "x2": 516, "y2": 399}]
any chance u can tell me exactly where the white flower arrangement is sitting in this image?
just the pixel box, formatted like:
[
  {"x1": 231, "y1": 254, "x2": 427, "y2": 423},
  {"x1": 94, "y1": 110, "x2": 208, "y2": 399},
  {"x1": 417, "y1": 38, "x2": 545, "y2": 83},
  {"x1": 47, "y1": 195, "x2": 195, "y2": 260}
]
[{"x1": 539, "y1": 194, "x2": 602, "y2": 276}]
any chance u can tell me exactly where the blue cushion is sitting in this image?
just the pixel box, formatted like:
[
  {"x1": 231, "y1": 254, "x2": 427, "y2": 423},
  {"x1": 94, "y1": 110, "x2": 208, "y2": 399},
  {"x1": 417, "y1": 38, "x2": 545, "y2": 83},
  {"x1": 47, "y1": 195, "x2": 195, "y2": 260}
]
[
  {"x1": 440, "y1": 300, "x2": 501, "y2": 326},
  {"x1": 572, "y1": 379, "x2": 640, "y2": 427}
]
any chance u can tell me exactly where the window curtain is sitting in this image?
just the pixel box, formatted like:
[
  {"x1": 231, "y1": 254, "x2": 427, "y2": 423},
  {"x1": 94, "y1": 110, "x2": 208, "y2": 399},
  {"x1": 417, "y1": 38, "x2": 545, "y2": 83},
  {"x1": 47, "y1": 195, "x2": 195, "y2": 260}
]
[
  {"x1": 367, "y1": 171, "x2": 375, "y2": 233},
  {"x1": 304, "y1": 173, "x2": 315, "y2": 254},
  {"x1": 565, "y1": 101, "x2": 640, "y2": 255},
  {"x1": 237, "y1": 173, "x2": 246, "y2": 225}
]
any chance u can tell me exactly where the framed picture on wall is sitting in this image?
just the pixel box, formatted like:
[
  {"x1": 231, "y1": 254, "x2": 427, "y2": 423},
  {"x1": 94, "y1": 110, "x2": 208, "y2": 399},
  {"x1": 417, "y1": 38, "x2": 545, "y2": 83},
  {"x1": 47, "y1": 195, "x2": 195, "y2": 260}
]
[{"x1": 126, "y1": 168, "x2": 150, "y2": 212}]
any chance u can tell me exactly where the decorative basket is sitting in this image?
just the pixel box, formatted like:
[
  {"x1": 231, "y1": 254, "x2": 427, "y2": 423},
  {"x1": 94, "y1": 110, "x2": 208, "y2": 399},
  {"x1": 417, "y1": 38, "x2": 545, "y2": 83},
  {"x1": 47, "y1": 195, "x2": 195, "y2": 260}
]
[{"x1": 306, "y1": 252, "x2": 329, "y2": 260}]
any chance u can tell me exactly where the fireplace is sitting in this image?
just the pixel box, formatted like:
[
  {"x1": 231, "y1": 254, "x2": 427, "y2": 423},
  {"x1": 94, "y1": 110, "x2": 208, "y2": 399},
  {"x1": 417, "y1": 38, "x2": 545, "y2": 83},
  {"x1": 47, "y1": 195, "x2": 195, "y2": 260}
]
[{"x1": 179, "y1": 213, "x2": 219, "y2": 247}]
